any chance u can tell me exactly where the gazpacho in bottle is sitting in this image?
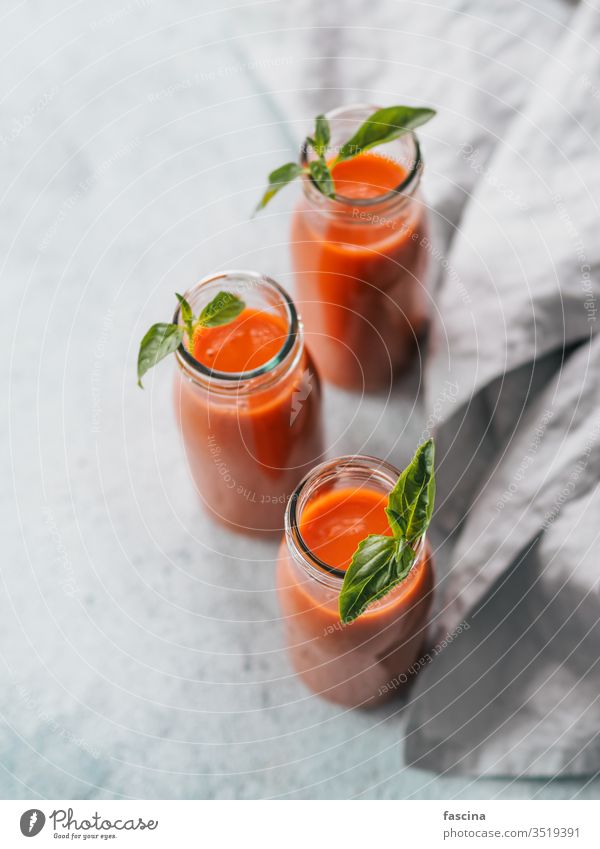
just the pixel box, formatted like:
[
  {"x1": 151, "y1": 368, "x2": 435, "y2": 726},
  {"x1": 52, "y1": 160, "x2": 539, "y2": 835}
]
[
  {"x1": 277, "y1": 444, "x2": 435, "y2": 707},
  {"x1": 291, "y1": 105, "x2": 432, "y2": 390},
  {"x1": 138, "y1": 271, "x2": 324, "y2": 535}
]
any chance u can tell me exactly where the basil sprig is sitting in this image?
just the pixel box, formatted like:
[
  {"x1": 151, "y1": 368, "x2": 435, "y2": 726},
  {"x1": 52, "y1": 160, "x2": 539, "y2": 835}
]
[
  {"x1": 137, "y1": 291, "x2": 245, "y2": 387},
  {"x1": 256, "y1": 105, "x2": 436, "y2": 211},
  {"x1": 338, "y1": 439, "x2": 435, "y2": 624}
]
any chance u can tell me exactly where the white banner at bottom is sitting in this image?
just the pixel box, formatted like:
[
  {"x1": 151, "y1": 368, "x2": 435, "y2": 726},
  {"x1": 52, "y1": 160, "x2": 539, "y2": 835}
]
[{"x1": 0, "y1": 800, "x2": 597, "y2": 848}]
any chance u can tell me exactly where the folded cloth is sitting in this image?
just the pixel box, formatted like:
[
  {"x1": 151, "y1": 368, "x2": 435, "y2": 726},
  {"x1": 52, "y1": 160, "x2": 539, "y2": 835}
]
[
  {"x1": 408, "y1": 0, "x2": 600, "y2": 775},
  {"x1": 409, "y1": 336, "x2": 600, "y2": 776}
]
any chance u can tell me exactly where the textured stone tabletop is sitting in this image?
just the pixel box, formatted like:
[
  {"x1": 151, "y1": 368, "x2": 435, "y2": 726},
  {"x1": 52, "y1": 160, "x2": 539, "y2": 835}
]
[{"x1": 1, "y1": 0, "x2": 598, "y2": 799}]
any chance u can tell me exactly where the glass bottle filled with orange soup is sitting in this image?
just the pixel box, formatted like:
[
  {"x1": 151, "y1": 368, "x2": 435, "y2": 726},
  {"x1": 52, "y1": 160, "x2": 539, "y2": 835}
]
[
  {"x1": 277, "y1": 455, "x2": 434, "y2": 707},
  {"x1": 291, "y1": 104, "x2": 431, "y2": 391},
  {"x1": 172, "y1": 271, "x2": 324, "y2": 535}
]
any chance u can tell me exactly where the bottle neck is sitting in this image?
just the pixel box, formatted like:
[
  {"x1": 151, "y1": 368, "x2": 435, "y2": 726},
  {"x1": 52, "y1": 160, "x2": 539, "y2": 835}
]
[
  {"x1": 174, "y1": 271, "x2": 304, "y2": 398},
  {"x1": 300, "y1": 103, "x2": 424, "y2": 221},
  {"x1": 285, "y1": 454, "x2": 425, "y2": 593}
]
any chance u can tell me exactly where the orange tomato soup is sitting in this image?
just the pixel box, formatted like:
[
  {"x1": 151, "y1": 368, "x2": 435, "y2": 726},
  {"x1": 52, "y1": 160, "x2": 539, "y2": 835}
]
[
  {"x1": 192, "y1": 308, "x2": 287, "y2": 373},
  {"x1": 299, "y1": 486, "x2": 391, "y2": 569},
  {"x1": 174, "y1": 302, "x2": 323, "y2": 535}
]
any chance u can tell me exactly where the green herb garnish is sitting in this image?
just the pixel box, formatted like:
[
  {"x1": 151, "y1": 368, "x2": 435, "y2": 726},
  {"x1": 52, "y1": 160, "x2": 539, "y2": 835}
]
[
  {"x1": 137, "y1": 291, "x2": 245, "y2": 388},
  {"x1": 338, "y1": 439, "x2": 435, "y2": 624},
  {"x1": 256, "y1": 105, "x2": 436, "y2": 212}
]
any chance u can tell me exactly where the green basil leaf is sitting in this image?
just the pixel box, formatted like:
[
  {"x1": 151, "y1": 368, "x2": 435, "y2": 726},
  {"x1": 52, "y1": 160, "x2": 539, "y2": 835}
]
[
  {"x1": 255, "y1": 162, "x2": 304, "y2": 211},
  {"x1": 308, "y1": 159, "x2": 335, "y2": 198},
  {"x1": 198, "y1": 291, "x2": 245, "y2": 328},
  {"x1": 339, "y1": 535, "x2": 416, "y2": 624},
  {"x1": 386, "y1": 438, "x2": 436, "y2": 543},
  {"x1": 313, "y1": 114, "x2": 330, "y2": 157},
  {"x1": 137, "y1": 323, "x2": 183, "y2": 388},
  {"x1": 337, "y1": 105, "x2": 436, "y2": 162},
  {"x1": 175, "y1": 292, "x2": 194, "y2": 339}
]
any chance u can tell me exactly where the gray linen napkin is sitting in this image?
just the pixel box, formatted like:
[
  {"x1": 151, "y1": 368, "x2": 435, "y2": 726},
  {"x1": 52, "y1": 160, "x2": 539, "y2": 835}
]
[{"x1": 407, "y1": 0, "x2": 600, "y2": 775}]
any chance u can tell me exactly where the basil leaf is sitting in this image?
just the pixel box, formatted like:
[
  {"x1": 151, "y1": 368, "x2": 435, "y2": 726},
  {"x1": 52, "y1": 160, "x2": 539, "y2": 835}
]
[
  {"x1": 337, "y1": 440, "x2": 436, "y2": 622},
  {"x1": 137, "y1": 323, "x2": 183, "y2": 388},
  {"x1": 337, "y1": 105, "x2": 436, "y2": 162},
  {"x1": 386, "y1": 438, "x2": 436, "y2": 543},
  {"x1": 255, "y1": 162, "x2": 304, "y2": 211},
  {"x1": 198, "y1": 291, "x2": 245, "y2": 328},
  {"x1": 313, "y1": 114, "x2": 330, "y2": 156},
  {"x1": 339, "y1": 535, "x2": 416, "y2": 624},
  {"x1": 308, "y1": 159, "x2": 335, "y2": 198},
  {"x1": 175, "y1": 292, "x2": 194, "y2": 339}
]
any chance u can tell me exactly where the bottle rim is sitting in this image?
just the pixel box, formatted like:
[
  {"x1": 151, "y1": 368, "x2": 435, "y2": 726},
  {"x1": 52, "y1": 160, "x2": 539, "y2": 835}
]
[
  {"x1": 285, "y1": 453, "x2": 425, "y2": 587},
  {"x1": 300, "y1": 102, "x2": 424, "y2": 209},
  {"x1": 174, "y1": 270, "x2": 300, "y2": 390}
]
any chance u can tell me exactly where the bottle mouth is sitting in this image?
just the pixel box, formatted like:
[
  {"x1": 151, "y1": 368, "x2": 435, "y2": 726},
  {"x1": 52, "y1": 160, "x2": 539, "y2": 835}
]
[
  {"x1": 300, "y1": 102, "x2": 423, "y2": 208},
  {"x1": 285, "y1": 454, "x2": 424, "y2": 586},
  {"x1": 174, "y1": 270, "x2": 299, "y2": 387}
]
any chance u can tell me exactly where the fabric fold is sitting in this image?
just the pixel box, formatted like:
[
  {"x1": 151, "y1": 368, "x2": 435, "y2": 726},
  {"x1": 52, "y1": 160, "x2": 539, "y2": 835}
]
[{"x1": 411, "y1": 0, "x2": 600, "y2": 774}]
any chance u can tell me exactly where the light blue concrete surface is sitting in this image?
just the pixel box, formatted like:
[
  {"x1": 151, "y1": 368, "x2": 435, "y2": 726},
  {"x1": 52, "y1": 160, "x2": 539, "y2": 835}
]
[{"x1": 1, "y1": 0, "x2": 599, "y2": 799}]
